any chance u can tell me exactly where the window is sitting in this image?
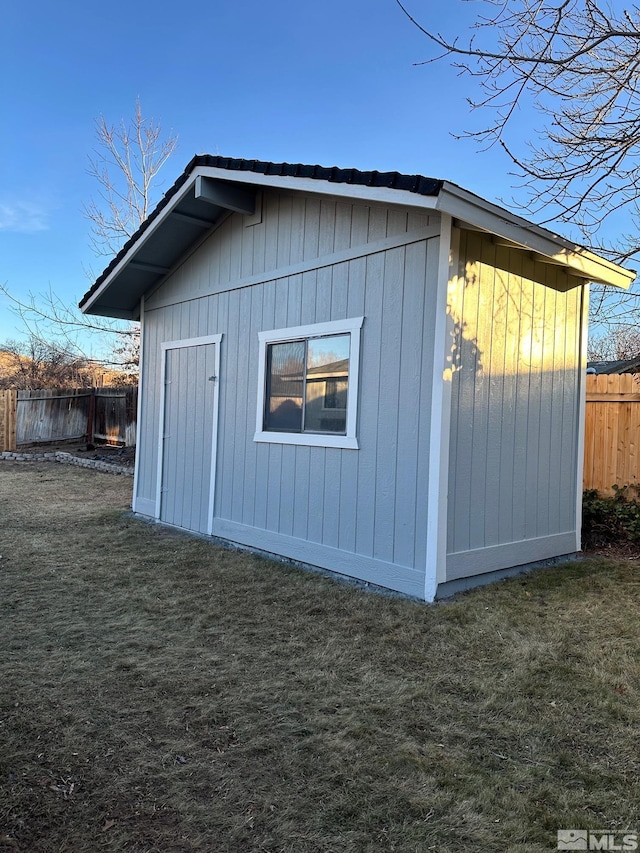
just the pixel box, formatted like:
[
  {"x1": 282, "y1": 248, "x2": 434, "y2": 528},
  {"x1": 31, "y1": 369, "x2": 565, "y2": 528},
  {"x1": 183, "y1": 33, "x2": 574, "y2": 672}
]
[{"x1": 255, "y1": 317, "x2": 364, "y2": 449}]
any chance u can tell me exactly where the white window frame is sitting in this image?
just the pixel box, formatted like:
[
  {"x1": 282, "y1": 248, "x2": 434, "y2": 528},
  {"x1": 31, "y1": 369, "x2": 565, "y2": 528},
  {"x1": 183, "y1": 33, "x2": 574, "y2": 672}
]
[{"x1": 254, "y1": 316, "x2": 364, "y2": 450}]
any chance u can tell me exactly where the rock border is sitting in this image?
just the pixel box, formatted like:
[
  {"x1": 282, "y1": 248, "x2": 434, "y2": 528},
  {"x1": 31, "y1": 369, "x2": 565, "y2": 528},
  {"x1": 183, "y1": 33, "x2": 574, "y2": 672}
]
[{"x1": 0, "y1": 450, "x2": 133, "y2": 476}]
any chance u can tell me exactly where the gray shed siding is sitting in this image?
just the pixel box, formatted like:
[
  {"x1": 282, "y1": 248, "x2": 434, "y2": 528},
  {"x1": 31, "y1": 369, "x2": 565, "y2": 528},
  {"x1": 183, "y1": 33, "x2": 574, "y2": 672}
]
[
  {"x1": 134, "y1": 190, "x2": 442, "y2": 597},
  {"x1": 446, "y1": 230, "x2": 585, "y2": 580}
]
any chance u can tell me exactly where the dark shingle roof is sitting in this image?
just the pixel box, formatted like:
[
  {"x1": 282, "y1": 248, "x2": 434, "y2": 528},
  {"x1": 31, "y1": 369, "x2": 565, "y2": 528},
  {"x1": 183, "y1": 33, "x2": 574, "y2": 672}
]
[
  {"x1": 79, "y1": 155, "x2": 444, "y2": 310},
  {"x1": 587, "y1": 356, "x2": 640, "y2": 375}
]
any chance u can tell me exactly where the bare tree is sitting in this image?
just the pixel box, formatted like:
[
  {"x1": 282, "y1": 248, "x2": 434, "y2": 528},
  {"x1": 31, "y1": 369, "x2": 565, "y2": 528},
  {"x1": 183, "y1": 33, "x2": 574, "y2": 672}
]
[
  {"x1": 0, "y1": 337, "x2": 95, "y2": 390},
  {"x1": 588, "y1": 325, "x2": 640, "y2": 361},
  {"x1": 84, "y1": 97, "x2": 178, "y2": 257},
  {"x1": 397, "y1": 0, "x2": 640, "y2": 325},
  {"x1": 0, "y1": 282, "x2": 139, "y2": 374}
]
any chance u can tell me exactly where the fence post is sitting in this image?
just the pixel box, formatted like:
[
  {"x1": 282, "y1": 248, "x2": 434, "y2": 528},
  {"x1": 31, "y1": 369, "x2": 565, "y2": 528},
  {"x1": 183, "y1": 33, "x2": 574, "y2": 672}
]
[
  {"x1": 0, "y1": 390, "x2": 17, "y2": 452},
  {"x1": 86, "y1": 388, "x2": 95, "y2": 446}
]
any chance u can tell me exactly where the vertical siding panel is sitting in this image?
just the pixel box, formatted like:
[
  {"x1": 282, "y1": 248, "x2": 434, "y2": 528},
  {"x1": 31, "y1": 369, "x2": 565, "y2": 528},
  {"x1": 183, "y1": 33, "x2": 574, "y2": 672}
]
[
  {"x1": 217, "y1": 216, "x2": 232, "y2": 290},
  {"x1": 316, "y1": 267, "x2": 332, "y2": 323},
  {"x1": 337, "y1": 451, "x2": 358, "y2": 553},
  {"x1": 251, "y1": 208, "x2": 266, "y2": 277},
  {"x1": 495, "y1": 246, "x2": 516, "y2": 545},
  {"x1": 338, "y1": 255, "x2": 367, "y2": 555},
  {"x1": 279, "y1": 446, "x2": 297, "y2": 536},
  {"x1": 192, "y1": 344, "x2": 206, "y2": 531},
  {"x1": 330, "y1": 263, "x2": 348, "y2": 320},
  {"x1": 547, "y1": 280, "x2": 566, "y2": 532},
  {"x1": 386, "y1": 208, "x2": 408, "y2": 237},
  {"x1": 355, "y1": 251, "x2": 384, "y2": 558},
  {"x1": 168, "y1": 348, "x2": 183, "y2": 525},
  {"x1": 535, "y1": 264, "x2": 555, "y2": 536},
  {"x1": 315, "y1": 201, "x2": 336, "y2": 323},
  {"x1": 302, "y1": 197, "x2": 321, "y2": 261},
  {"x1": 415, "y1": 237, "x2": 440, "y2": 568},
  {"x1": 509, "y1": 254, "x2": 528, "y2": 544},
  {"x1": 334, "y1": 203, "x2": 353, "y2": 251},
  {"x1": 394, "y1": 240, "x2": 426, "y2": 568},
  {"x1": 350, "y1": 204, "x2": 370, "y2": 248},
  {"x1": 482, "y1": 250, "x2": 507, "y2": 547},
  {"x1": 287, "y1": 273, "x2": 303, "y2": 326},
  {"x1": 277, "y1": 195, "x2": 293, "y2": 267},
  {"x1": 274, "y1": 277, "x2": 289, "y2": 327},
  {"x1": 263, "y1": 193, "x2": 279, "y2": 276},
  {"x1": 319, "y1": 199, "x2": 337, "y2": 254},
  {"x1": 293, "y1": 446, "x2": 311, "y2": 539},
  {"x1": 307, "y1": 448, "x2": 326, "y2": 543},
  {"x1": 373, "y1": 246, "x2": 404, "y2": 562},
  {"x1": 300, "y1": 270, "x2": 317, "y2": 325},
  {"x1": 289, "y1": 195, "x2": 306, "y2": 264},
  {"x1": 243, "y1": 287, "x2": 262, "y2": 526},
  {"x1": 407, "y1": 210, "x2": 431, "y2": 231},
  {"x1": 266, "y1": 445, "x2": 283, "y2": 531},
  {"x1": 322, "y1": 451, "x2": 341, "y2": 548},
  {"x1": 231, "y1": 288, "x2": 252, "y2": 522},
  {"x1": 254, "y1": 281, "x2": 276, "y2": 529},
  {"x1": 240, "y1": 215, "x2": 255, "y2": 278},
  {"x1": 230, "y1": 214, "x2": 243, "y2": 282},
  {"x1": 453, "y1": 230, "x2": 482, "y2": 552},
  {"x1": 522, "y1": 261, "x2": 543, "y2": 541},
  {"x1": 453, "y1": 233, "x2": 483, "y2": 551},
  {"x1": 467, "y1": 239, "x2": 493, "y2": 549},
  {"x1": 215, "y1": 291, "x2": 231, "y2": 518}
]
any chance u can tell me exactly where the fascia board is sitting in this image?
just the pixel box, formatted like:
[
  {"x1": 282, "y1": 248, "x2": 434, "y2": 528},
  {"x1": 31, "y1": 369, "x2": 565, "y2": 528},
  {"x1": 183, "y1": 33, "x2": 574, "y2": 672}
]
[
  {"x1": 436, "y1": 183, "x2": 635, "y2": 289},
  {"x1": 81, "y1": 174, "x2": 201, "y2": 315},
  {"x1": 195, "y1": 166, "x2": 442, "y2": 210}
]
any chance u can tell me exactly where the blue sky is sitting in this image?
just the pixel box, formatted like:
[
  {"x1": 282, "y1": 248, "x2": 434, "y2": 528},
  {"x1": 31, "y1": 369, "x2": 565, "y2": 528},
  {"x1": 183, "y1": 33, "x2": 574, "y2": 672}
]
[{"x1": 0, "y1": 0, "x2": 578, "y2": 358}]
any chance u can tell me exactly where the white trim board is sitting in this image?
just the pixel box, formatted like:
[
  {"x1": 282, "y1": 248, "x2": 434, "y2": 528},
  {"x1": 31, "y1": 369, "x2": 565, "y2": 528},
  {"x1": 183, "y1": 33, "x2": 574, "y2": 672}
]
[
  {"x1": 131, "y1": 295, "x2": 145, "y2": 515},
  {"x1": 212, "y1": 517, "x2": 425, "y2": 599},
  {"x1": 254, "y1": 316, "x2": 364, "y2": 451},
  {"x1": 424, "y1": 216, "x2": 455, "y2": 602},
  {"x1": 446, "y1": 532, "x2": 578, "y2": 581}
]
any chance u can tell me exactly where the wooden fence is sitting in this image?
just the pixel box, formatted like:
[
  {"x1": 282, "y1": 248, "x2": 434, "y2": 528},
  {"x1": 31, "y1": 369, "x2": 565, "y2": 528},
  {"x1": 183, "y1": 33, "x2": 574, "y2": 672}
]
[
  {"x1": 0, "y1": 387, "x2": 137, "y2": 452},
  {"x1": 584, "y1": 374, "x2": 640, "y2": 495},
  {"x1": 0, "y1": 390, "x2": 17, "y2": 452}
]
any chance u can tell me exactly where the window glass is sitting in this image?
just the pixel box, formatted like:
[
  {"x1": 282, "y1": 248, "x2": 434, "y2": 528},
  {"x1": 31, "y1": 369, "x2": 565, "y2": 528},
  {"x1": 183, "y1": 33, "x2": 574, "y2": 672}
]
[
  {"x1": 303, "y1": 334, "x2": 349, "y2": 433},
  {"x1": 264, "y1": 340, "x2": 305, "y2": 431}
]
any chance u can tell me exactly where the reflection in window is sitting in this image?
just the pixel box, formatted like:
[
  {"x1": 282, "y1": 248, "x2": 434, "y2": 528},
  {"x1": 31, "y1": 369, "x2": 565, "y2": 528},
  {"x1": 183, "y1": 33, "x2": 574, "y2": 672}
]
[{"x1": 264, "y1": 334, "x2": 350, "y2": 434}]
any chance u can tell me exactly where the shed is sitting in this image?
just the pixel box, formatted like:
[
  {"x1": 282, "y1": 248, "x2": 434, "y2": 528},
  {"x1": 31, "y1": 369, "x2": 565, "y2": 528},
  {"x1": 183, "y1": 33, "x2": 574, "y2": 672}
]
[{"x1": 80, "y1": 156, "x2": 634, "y2": 600}]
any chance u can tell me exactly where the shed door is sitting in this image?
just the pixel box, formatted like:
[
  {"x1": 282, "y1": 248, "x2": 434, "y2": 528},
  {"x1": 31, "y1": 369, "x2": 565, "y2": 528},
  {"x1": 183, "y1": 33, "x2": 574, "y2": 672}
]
[{"x1": 159, "y1": 339, "x2": 220, "y2": 534}]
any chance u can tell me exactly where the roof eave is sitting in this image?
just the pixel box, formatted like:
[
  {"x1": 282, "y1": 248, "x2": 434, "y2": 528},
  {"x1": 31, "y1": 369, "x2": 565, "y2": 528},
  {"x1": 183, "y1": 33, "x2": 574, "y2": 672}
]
[{"x1": 437, "y1": 182, "x2": 636, "y2": 289}]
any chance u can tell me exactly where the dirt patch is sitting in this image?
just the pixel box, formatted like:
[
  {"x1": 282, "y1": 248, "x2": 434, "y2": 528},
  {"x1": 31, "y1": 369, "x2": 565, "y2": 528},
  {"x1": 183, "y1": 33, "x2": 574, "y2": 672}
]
[{"x1": 16, "y1": 439, "x2": 136, "y2": 467}]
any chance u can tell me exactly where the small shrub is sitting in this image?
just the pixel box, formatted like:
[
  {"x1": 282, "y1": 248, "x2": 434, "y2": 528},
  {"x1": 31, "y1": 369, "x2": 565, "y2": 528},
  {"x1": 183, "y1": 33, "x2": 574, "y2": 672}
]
[{"x1": 582, "y1": 486, "x2": 640, "y2": 546}]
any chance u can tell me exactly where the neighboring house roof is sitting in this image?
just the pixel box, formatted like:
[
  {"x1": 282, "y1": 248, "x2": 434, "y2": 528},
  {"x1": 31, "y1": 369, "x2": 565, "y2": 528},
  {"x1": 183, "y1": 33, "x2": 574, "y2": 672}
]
[
  {"x1": 587, "y1": 356, "x2": 640, "y2": 374},
  {"x1": 79, "y1": 155, "x2": 636, "y2": 319}
]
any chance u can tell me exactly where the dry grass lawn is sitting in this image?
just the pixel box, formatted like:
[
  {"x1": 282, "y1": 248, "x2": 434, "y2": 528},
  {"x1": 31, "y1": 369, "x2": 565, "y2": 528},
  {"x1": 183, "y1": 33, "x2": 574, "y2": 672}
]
[{"x1": 2, "y1": 462, "x2": 640, "y2": 852}]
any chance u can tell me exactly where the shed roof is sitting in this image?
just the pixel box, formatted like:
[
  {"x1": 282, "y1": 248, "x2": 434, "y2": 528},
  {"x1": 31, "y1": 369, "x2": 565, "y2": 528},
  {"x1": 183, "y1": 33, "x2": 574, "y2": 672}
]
[
  {"x1": 587, "y1": 356, "x2": 640, "y2": 375},
  {"x1": 80, "y1": 155, "x2": 636, "y2": 319}
]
